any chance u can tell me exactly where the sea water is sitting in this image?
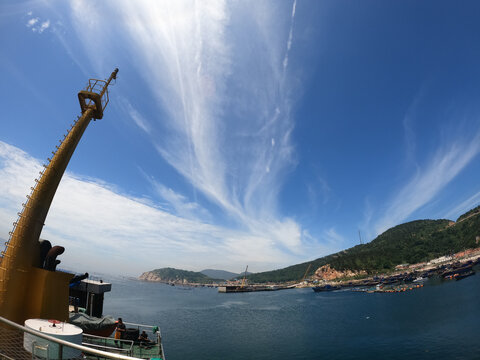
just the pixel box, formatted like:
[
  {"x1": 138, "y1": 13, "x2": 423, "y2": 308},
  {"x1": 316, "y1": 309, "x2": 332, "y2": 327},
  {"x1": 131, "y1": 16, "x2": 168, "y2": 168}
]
[{"x1": 102, "y1": 274, "x2": 480, "y2": 360}]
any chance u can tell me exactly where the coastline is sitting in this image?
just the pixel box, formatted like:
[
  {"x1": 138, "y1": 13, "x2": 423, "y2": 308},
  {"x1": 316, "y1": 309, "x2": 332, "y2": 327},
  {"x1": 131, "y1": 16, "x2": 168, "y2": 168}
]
[
  {"x1": 318, "y1": 247, "x2": 480, "y2": 290},
  {"x1": 138, "y1": 247, "x2": 480, "y2": 291}
]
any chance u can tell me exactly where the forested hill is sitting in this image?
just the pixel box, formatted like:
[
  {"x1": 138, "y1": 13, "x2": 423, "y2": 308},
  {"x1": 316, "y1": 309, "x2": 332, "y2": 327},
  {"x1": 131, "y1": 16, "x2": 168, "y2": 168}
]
[
  {"x1": 139, "y1": 267, "x2": 224, "y2": 284},
  {"x1": 200, "y1": 269, "x2": 242, "y2": 280},
  {"x1": 247, "y1": 206, "x2": 480, "y2": 283},
  {"x1": 457, "y1": 205, "x2": 480, "y2": 222}
]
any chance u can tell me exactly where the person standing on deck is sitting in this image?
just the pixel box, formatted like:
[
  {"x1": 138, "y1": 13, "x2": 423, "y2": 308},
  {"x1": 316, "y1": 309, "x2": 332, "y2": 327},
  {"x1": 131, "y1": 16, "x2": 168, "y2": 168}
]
[{"x1": 114, "y1": 318, "x2": 126, "y2": 346}]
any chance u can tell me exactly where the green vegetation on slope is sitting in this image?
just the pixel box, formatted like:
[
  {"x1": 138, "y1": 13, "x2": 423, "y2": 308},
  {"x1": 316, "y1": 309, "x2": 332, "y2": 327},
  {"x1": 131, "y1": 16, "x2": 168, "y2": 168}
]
[
  {"x1": 200, "y1": 269, "x2": 242, "y2": 280},
  {"x1": 457, "y1": 205, "x2": 480, "y2": 222},
  {"x1": 247, "y1": 208, "x2": 480, "y2": 283},
  {"x1": 148, "y1": 267, "x2": 224, "y2": 284}
]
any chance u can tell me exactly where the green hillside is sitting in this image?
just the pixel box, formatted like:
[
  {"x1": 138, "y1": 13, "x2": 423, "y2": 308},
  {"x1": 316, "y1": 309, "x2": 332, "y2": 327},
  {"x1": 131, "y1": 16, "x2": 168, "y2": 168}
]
[
  {"x1": 148, "y1": 267, "x2": 224, "y2": 284},
  {"x1": 247, "y1": 208, "x2": 480, "y2": 283},
  {"x1": 457, "y1": 205, "x2": 480, "y2": 222},
  {"x1": 200, "y1": 269, "x2": 243, "y2": 280}
]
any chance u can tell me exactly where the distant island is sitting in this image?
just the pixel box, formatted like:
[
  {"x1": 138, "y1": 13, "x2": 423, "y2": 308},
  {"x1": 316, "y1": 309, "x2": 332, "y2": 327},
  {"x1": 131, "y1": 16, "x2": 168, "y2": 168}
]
[
  {"x1": 140, "y1": 205, "x2": 480, "y2": 285},
  {"x1": 139, "y1": 267, "x2": 233, "y2": 285}
]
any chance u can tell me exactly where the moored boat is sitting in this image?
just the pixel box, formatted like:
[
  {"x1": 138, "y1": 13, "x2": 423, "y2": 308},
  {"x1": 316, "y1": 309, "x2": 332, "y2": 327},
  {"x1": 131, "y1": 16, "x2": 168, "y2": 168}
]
[
  {"x1": 455, "y1": 270, "x2": 475, "y2": 281},
  {"x1": 312, "y1": 284, "x2": 341, "y2": 292},
  {"x1": 441, "y1": 264, "x2": 473, "y2": 278}
]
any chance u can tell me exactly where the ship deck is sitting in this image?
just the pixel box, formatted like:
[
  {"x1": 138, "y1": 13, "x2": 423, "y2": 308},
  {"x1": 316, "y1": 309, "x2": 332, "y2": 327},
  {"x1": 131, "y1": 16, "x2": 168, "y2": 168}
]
[{"x1": 83, "y1": 335, "x2": 164, "y2": 359}]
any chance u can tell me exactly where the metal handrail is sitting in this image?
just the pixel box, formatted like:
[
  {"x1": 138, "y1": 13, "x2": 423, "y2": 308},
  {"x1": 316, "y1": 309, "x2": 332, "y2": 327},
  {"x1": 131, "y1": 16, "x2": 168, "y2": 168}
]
[
  {"x1": 0, "y1": 316, "x2": 143, "y2": 360},
  {"x1": 83, "y1": 333, "x2": 134, "y2": 353},
  {"x1": 123, "y1": 321, "x2": 165, "y2": 359},
  {"x1": 124, "y1": 322, "x2": 155, "y2": 329},
  {"x1": 124, "y1": 321, "x2": 162, "y2": 339}
]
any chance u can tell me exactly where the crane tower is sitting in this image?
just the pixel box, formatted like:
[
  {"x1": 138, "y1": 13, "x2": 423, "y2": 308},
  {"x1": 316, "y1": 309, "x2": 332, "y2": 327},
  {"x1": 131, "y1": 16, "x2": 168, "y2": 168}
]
[{"x1": 0, "y1": 69, "x2": 118, "y2": 324}]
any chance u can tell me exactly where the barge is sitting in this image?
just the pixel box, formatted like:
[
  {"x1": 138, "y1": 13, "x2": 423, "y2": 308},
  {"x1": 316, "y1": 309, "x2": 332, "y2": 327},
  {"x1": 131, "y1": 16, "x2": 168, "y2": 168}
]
[{"x1": 218, "y1": 284, "x2": 294, "y2": 293}]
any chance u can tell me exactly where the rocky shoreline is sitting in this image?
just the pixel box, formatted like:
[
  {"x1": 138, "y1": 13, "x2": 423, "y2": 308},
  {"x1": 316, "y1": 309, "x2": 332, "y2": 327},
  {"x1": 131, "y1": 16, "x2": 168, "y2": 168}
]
[
  {"x1": 139, "y1": 247, "x2": 480, "y2": 290},
  {"x1": 138, "y1": 271, "x2": 219, "y2": 287},
  {"x1": 313, "y1": 247, "x2": 480, "y2": 289}
]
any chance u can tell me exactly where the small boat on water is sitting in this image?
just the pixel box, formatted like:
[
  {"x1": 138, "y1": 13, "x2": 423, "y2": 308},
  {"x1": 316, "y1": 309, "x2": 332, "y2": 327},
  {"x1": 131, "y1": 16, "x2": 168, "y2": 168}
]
[
  {"x1": 312, "y1": 284, "x2": 341, "y2": 292},
  {"x1": 455, "y1": 270, "x2": 475, "y2": 281},
  {"x1": 218, "y1": 284, "x2": 294, "y2": 293},
  {"x1": 441, "y1": 264, "x2": 473, "y2": 278}
]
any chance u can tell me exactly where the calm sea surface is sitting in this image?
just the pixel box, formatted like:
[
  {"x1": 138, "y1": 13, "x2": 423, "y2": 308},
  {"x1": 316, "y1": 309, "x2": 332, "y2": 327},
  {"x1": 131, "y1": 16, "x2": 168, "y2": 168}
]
[{"x1": 102, "y1": 274, "x2": 480, "y2": 360}]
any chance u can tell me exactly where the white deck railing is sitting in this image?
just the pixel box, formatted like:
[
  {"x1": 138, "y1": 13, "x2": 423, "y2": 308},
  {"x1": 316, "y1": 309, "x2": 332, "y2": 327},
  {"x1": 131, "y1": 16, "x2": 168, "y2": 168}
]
[{"x1": 0, "y1": 316, "x2": 143, "y2": 360}]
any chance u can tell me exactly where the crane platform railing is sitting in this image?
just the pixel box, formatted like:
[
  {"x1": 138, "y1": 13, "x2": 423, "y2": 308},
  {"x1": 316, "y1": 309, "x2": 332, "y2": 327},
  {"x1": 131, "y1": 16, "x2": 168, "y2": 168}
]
[{"x1": 0, "y1": 315, "x2": 143, "y2": 360}]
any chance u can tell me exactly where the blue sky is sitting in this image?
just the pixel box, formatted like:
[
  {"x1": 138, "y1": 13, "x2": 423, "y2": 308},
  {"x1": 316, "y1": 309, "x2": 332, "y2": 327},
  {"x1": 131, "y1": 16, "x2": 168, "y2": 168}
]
[{"x1": 1, "y1": 0, "x2": 480, "y2": 276}]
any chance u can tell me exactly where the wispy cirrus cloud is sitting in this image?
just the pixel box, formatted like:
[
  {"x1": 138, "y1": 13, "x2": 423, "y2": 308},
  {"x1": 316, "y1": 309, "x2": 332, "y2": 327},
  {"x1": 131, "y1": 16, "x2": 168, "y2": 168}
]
[
  {"x1": 283, "y1": 0, "x2": 297, "y2": 72},
  {"x1": 67, "y1": 0, "x2": 310, "y2": 263},
  {"x1": 307, "y1": 174, "x2": 332, "y2": 209},
  {"x1": 323, "y1": 228, "x2": 345, "y2": 245},
  {"x1": 117, "y1": 98, "x2": 151, "y2": 134},
  {"x1": 444, "y1": 190, "x2": 480, "y2": 221},
  {"x1": 373, "y1": 130, "x2": 480, "y2": 235},
  {"x1": 149, "y1": 178, "x2": 211, "y2": 221},
  {"x1": 402, "y1": 86, "x2": 428, "y2": 169}
]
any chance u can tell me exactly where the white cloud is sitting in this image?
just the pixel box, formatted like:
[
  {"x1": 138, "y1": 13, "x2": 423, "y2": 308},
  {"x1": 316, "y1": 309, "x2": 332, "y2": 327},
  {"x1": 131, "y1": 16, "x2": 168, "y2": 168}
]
[
  {"x1": 306, "y1": 172, "x2": 333, "y2": 213},
  {"x1": 324, "y1": 228, "x2": 345, "y2": 245},
  {"x1": 283, "y1": 0, "x2": 297, "y2": 71},
  {"x1": 26, "y1": 17, "x2": 50, "y2": 33},
  {"x1": 444, "y1": 190, "x2": 480, "y2": 221},
  {"x1": 6, "y1": 0, "x2": 349, "y2": 275},
  {"x1": 0, "y1": 141, "x2": 309, "y2": 275},
  {"x1": 121, "y1": 99, "x2": 151, "y2": 134},
  {"x1": 38, "y1": 20, "x2": 50, "y2": 33},
  {"x1": 67, "y1": 1, "x2": 304, "y2": 255},
  {"x1": 316, "y1": 176, "x2": 332, "y2": 205},
  {"x1": 359, "y1": 198, "x2": 374, "y2": 242},
  {"x1": 26, "y1": 17, "x2": 39, "y2": 27},
  {"x1": 374, "y1": 131, "x2": 480, "y2": 235},
  {"x1": 402, "y1": 86, "x2": 426, "y2": 168},
  {"x1": 149, "y1": 179, "x2": 210, "y2": 221},
  {"x1": 299, "y1": 229, "x2": 343, "y2": 260}
]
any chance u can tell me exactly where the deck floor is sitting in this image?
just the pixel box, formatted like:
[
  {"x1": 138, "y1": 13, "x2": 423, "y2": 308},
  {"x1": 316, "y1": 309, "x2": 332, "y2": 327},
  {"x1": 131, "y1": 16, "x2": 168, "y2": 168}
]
[{"x1": 84, "y1": 336, "x2": 163, "y2": 359}]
